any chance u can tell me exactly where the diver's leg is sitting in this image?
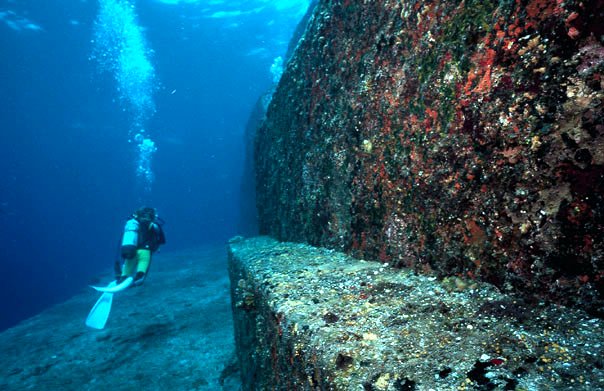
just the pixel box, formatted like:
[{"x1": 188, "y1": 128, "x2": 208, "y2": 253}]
[
  {"x1": 118, "y1": 256, "x2": 137, "y2": 283},
  {"x1": 133, "y1": 249, "x2": 151, "y2": 286}
]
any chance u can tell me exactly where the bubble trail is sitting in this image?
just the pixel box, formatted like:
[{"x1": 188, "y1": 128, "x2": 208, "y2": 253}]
[{"x1": 91, "y1": 0, "x2": 158, "y2": 191}]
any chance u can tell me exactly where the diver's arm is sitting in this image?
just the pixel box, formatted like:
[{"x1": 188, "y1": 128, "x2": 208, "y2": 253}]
[{"x1": 158, "y1": 224, "x2": 166, "y2": 245}]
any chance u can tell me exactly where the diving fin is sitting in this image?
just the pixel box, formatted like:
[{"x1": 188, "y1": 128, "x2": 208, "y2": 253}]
[
  {"x1": 91, "y1": 276, "x2": 133, "y2": 293},
  {"x1": 85, "y1": 281, "x2": 116, "y2": 329},
  {"x1": 86, "y1": 277, "x2": 134, "y2": 329}
]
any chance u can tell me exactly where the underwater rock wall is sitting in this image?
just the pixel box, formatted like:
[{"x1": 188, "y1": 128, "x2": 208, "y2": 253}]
[{"x1": 255, "y1": 0, "x2": 604, "y2": 315}]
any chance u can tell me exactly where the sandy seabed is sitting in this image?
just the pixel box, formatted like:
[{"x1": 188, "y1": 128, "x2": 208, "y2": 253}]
[{"x1": 0, "y1": 245, "x2": 241, "y2": 391}]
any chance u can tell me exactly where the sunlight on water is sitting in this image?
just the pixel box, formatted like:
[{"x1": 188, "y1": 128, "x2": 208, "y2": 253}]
[
  {"x1": 153, "y1": 0, "x2": 311, "y2": 20},
  {"x1": 0, "y1": 10, "x2": 44, "y2": 32},
  {"x1": 91, "y1": 0, "x2": 157, "y2": 191}
]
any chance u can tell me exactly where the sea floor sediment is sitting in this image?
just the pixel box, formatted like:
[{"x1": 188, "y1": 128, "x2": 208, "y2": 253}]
[{"x1": 0, "y1": 246, "x2": 240, "y2": 391}]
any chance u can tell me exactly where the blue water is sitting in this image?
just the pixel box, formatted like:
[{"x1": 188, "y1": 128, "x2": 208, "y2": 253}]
[{"x1": 0, "y1": 0, "x2": 309, "y2": 331}]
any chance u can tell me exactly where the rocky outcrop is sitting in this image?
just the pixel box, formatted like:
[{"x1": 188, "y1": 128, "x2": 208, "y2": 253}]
[
  {"x1": 239, "y1": 96, "x2": 265, "y2": 237},
  {"x1": 255, "y1": 0, "x2": 604, "y2": 315},
  {"x1": 228, "y1": 236, "x2": 604, "y2": 390}
]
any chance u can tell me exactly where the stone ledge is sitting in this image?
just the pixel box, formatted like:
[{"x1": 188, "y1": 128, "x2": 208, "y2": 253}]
[{"x1": 228, "y1": 236, "x2": 603, "y2": 390}]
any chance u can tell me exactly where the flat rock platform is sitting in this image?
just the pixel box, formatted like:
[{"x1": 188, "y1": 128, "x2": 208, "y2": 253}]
[{"x1": 228, "y1": 236, "x2": 603, "y2": 391}]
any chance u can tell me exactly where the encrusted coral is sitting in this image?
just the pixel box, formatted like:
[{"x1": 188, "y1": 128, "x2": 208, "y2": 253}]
[{"x1": 255, "y1": 0, "x2": 604, "y2": 315}]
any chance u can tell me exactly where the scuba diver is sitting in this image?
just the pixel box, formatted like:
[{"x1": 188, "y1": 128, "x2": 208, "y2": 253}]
[
  {"x1": 85, "y1": 207, "x2": 166, "y2": 329},
  {"x1": 115, "y1": 206, "x2": 166, "y2": 286}
]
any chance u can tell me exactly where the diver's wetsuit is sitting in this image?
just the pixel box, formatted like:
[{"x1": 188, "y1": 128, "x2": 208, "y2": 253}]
[{"x1": 118, "y1": 212, "x2": 165, "y2": 285}]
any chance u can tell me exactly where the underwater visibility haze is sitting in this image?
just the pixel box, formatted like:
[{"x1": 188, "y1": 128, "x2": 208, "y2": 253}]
[
  {"x1": 0, "y1": 0, "x2": 310, "y2": 331},
  {"x1": 1, "y1": 0, "x2": 603, "y2": 389}
]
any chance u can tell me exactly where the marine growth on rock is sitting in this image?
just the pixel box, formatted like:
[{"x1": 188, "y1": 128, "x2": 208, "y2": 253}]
[{"x1": 255, "y1": 0, "x2": 604, "y2": 316}]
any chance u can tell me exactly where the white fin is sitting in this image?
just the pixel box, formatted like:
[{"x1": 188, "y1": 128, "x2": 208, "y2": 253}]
[{"x1": 91, "y1": 277, "x2": 134, "y2": 293}]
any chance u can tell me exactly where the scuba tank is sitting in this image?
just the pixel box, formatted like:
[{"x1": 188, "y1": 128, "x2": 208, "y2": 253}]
[
  {"x1": 120, "y1": 208, "x2": 164, "y2": 258},
  {"x1": 121, "y1": 218, "x2": 140, "y2": 247}
]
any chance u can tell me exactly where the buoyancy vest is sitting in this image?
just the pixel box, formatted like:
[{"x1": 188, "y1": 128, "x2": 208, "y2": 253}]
[{"x1": 122, "y1": 217, "x2": 165, "y2": 252}]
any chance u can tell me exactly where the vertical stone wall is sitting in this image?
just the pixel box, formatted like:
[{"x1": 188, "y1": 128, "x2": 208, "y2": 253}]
[{"x1": 255, "y1": 0, "x2": 604, "y2": 315}]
